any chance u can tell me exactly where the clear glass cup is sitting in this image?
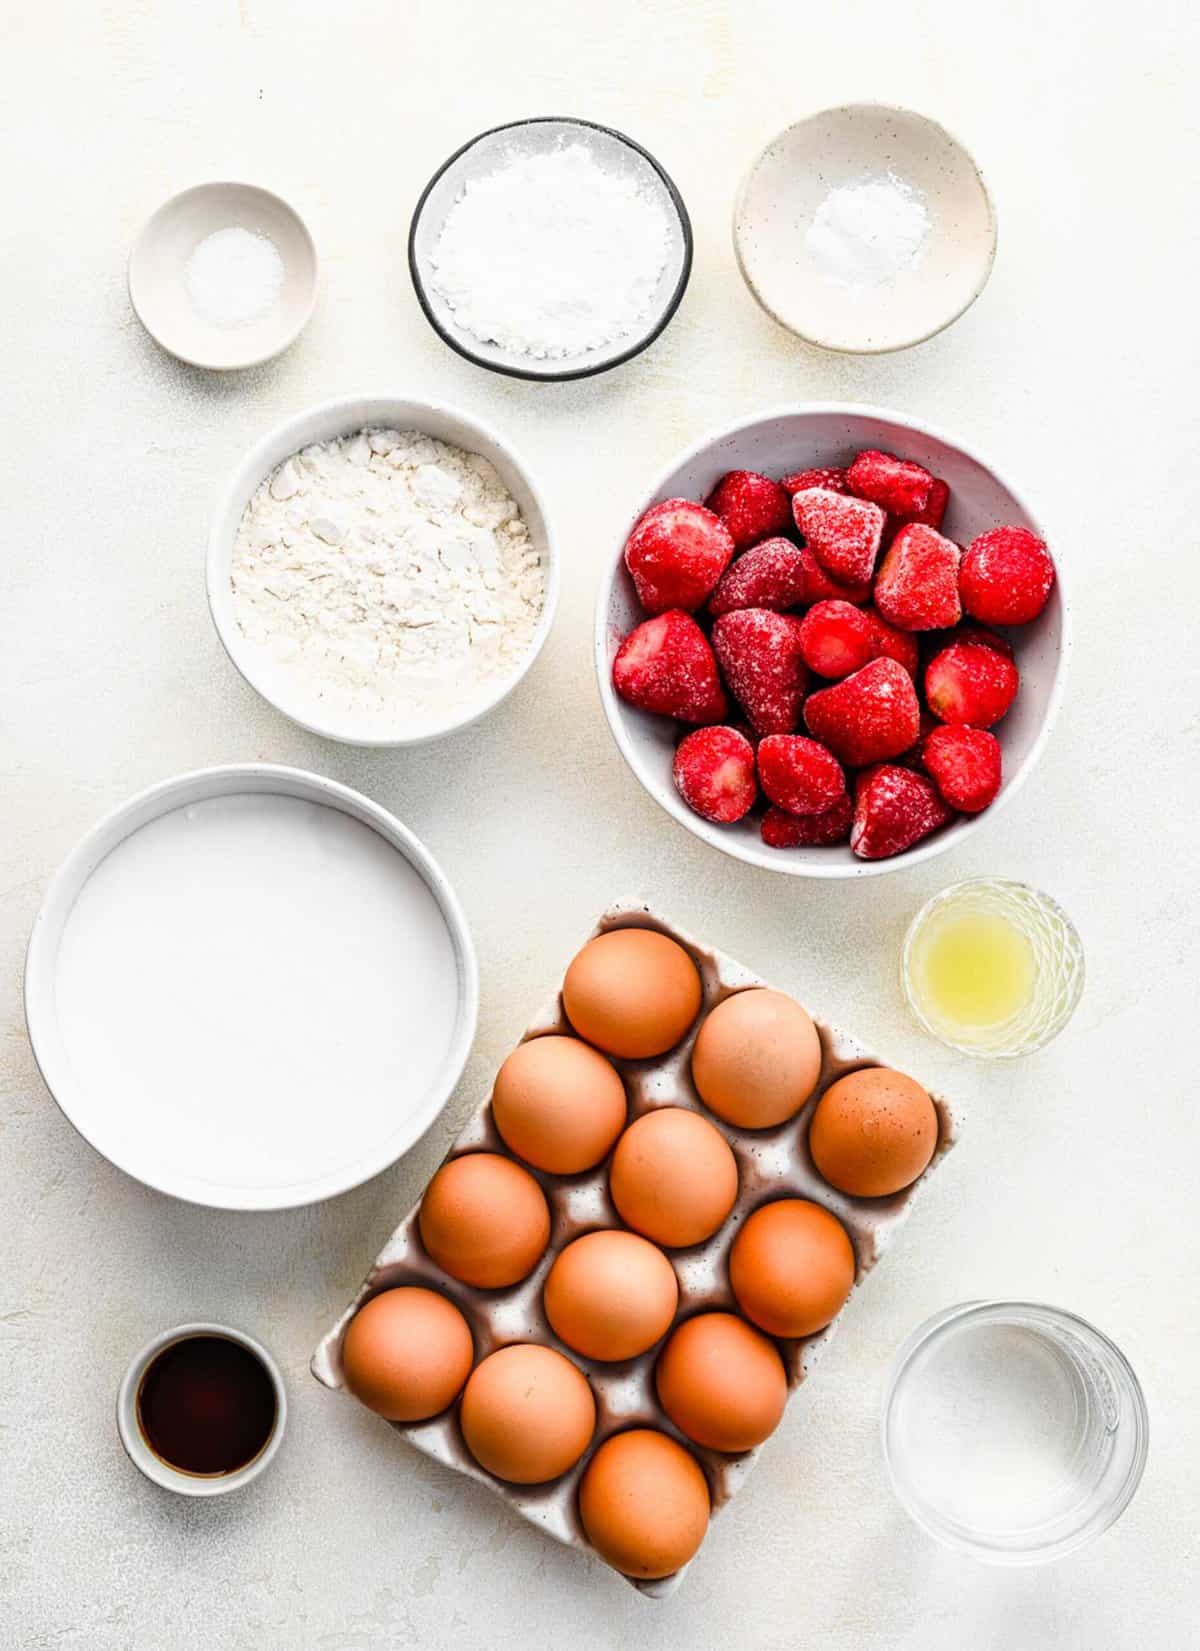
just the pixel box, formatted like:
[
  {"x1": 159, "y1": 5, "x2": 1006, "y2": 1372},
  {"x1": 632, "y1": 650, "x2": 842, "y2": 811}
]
[
  {"x1": 881, "y1": 1301, "x2": 1148, "y2": 1564},
  {"x1": 901, "y1": 878, "x2": 1084, "y2": 1058}
]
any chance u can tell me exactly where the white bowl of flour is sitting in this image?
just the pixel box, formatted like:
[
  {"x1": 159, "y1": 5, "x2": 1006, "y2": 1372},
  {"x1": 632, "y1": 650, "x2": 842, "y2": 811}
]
[{"x1": 208, "y1": 394, "x2": 558, "y2": 744}]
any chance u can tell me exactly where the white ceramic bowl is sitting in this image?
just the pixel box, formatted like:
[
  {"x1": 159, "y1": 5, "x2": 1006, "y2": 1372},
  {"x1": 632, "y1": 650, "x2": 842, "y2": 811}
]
[
  {"x1": 734, "y1": 105, "x2": 997, "y2": 354},
  {"x1": 25, "y1": 764, "x2": 479, "y2": 1207},
  {"x1": 208, "y1": 393, "x2": 558, "y2": 746},
  {"x1": 129, "y1": 182, "x2": 318, "y2": 370},
  {"x1": 595, "y1": 403, "x2": 1069, "y2": 879},
  {"x1": 117, "y1": 1322, "x2": 287, "y2": 1496},
  {"x1": 409, "y1": 117, "x2": 692, "y2": 381}
]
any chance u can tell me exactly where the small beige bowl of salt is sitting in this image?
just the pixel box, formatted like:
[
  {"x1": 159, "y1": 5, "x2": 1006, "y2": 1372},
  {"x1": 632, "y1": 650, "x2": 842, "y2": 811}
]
[
  {"x1": 734, "y1": 104, "x2": 997, "y2": 354},
  {"x1": 129, "y1": 181, "x2": 318, "y2": 370}
]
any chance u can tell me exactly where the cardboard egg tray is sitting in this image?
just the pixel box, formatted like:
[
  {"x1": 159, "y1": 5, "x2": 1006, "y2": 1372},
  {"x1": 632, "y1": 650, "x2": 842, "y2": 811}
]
[{"x1": 311, "y1": 902, "x2": 957, "y2": 1596}]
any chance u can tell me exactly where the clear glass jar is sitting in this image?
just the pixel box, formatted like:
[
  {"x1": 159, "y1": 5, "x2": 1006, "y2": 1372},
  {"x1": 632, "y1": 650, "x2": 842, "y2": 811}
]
[
  {"x1": 901, "y1": 878, "x2": 1084, "y2": 1058},
  {"x1": 881, "y1": 1301, "x2": 1148, "y2": 1565}
]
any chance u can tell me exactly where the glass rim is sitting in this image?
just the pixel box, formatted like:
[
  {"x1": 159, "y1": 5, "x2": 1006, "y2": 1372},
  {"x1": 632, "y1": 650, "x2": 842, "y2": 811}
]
[{"x1": 881, "y1": 1299, "x2": 1149, "y2": 1565}]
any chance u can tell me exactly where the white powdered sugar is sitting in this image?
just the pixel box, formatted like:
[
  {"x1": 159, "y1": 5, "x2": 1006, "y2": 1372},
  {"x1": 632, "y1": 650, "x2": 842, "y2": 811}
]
[
  {"x1": 428, "y1": 143, "x2": 672, "y2": 359},
  {"x1": 804, "y1": 172, "x2": 932, "y2": 291},
  {"x1": 230, "y1": 429, "x2": 545, "y2": 735}
]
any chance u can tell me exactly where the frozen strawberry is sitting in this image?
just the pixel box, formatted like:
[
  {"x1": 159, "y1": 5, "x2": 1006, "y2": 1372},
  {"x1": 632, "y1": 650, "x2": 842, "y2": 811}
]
[
  {"x1": 925, "y1": 641, "x2": 1019, "y2": 728},
  {"x1": 706, "y1": 470, "x2": 791, "y2": 550},
  {"x1": 760, "y1": 795, "x2": 854, "y2": 848},
  {"x1": 804, "y1": 657, "x2": 920, "y2": 767},
  {"x1": 851, "y1": 766, "x2": 954, "y2": 860},
  {"x1": 947, "y1": 622, "x2": 1015, "y2": 660},
  {"x1": 795, "y1": 543, "x2": 873, "y2": 606},
  {"x1": 922, "y1": 725, "x2": 1002, "y2": 813},
  {"x1": 780, "y1": 465, "x2": 848, "y2": 497},
  {"x1": 874, "y1": 523, "x2": 962, "y2": 631},
  {"x1": 792, "y1": 488, "x2": 886, "y2": 586},
  {"x1": 846, "y1": 450, "x2": 934, "y2": 518},
  {"x1": 909, "y1": 476, "x2": 950, "y2": 530},
  {"x1": 862, "y1": 607, "x2": 920, "y2": 678},
  {"x1": 798, "y1": 600, "x2": 875, "y2": 679},
  {"x1": 959, "y1": 527, "x2": 1056, "y2": 625},
  {"x1": 757, "y1": 735, "x2": 847, "y2": 816},
  {"x1": 624, "y1": 499, "x2": 735, "y2": 614},
  {"x1": 712, "y1": 609, "x2": 808, "y2": 736},
  {"x1": 708, "y1": 539, "x2": 811, "y2": 617},
  {"x1": 673, "y1": 726, "x2": 758, "y2": 823},
  {"x1": 613, "y1": 611, "x2": 728, "y2": 724}
]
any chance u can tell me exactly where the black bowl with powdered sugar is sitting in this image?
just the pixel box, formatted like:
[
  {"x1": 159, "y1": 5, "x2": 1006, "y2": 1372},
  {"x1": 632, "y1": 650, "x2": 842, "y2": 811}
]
[{"x1": 409, "y1": 117, "x2": 692, "y2": 381}]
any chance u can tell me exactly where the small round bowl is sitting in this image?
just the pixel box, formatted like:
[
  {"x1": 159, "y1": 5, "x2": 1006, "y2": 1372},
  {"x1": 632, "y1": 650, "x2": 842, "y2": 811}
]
[
  {"x1": 129, "y1": 182, "x2": 318, "y2": 370},
  {"x1": 734, "y1": 105, "x2": 997, "y2": 354},
  {"x1": 208, "y1": 393, "x2": 558, "y2": 745},
  {"x1": 409, "y1": 117, "x2": 692, "y2": 381},
  {"x1": 595, "y1": 403, "x2": 1069, "y2": 880},
  {"x1": 25, "y1": 764, "x2": 479, "y2": 1208},
  {"x1": 117, "y1": 1323, "x2": 287, "y2": 1496}
]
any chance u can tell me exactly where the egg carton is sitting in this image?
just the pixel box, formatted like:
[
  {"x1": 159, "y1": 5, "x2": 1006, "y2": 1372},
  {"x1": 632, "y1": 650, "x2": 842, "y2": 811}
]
[{"x1": 311, "y1": 901, "x2": 957, "y2": 1597}]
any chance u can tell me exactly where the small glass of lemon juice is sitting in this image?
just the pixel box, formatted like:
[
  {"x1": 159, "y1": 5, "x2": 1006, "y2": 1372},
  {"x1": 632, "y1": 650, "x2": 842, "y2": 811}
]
[{"x1": 902, "y1": 879, "x2": 1084, "y2": 1058}]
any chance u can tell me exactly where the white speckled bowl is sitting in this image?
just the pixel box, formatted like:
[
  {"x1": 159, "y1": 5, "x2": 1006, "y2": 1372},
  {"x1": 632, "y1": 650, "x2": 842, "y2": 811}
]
[
  {"x1": 734, "y1": 105, "x2": 997, "y2": 354},
  {"x1": 596, "y1": 404, "x2": 1069, "y2": 880},
  {"x1": 128, "y1": 182, "x2": 318, "y2": 370}
]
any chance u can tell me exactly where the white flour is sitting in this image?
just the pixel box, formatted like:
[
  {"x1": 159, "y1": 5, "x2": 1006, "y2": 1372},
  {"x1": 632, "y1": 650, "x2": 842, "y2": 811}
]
[
  {"x1": 230, "y1": 428, "x2": 545, "y2": 735},
  {"x1": 804, "y1": 172, "x2": 932, "y2": 291},
  {"x1": 428, "y1": 143, "x2": 671, "y2": 358}
]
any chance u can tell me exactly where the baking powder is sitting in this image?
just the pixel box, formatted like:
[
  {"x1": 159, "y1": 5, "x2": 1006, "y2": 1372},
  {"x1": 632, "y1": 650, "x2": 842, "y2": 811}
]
[
  {"x1": 230, "y1": 428, "x2": 545, "y2": 735},
  {"x1": 428, "y1": 143, "x2": 671, "y2": 358},
  {"x1": 185, "y1": 227, "x2": 284, "y2": 326},
  {"x1": 804, "y1": 172, "x2": 932, "y2": 291}
]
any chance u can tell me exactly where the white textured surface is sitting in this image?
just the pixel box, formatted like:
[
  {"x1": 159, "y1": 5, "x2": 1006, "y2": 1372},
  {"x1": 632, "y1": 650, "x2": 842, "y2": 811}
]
[{"x1": 2, "y1": 3, "x2": 1197, "y2": 1648}]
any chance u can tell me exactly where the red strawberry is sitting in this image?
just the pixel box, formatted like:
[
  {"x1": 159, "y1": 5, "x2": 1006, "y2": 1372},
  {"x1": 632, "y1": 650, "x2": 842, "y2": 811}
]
[
  {"x1": 761, "y1": 795, "x2": 854, "y2": 848},
  {"x1": 798, "y1": 600, "x2": 874, "y2": 678},
  {"x1": 706, "y1": 470, "x2": 791, "y2": 550},
  {"x1": 909, "y1": 476, "x2": 950, "y2": 531},
  {"x1": 851, "y1": 766, "x2": 955, "y2": 860},
  {"x1": 613, "y1": 611, "x2": 728, "y2": 724},
  {"x1": 945, "y1": 622, "x2": 1015, "y2": 660},
  {"x1": 804, "y1": 658, "x2": 920, "y2": 767},
  {"x1": 624, "y1": 499, "x2": 735, "y2": 614},
  {"x1": 959, "y1": 527, "x2": 1056, "y2": 625},
  {"x1": 757, "y1": 735, "x2": 847, "y2": 816},
  {"x1": 780, "y1": 465, "x2": 848, "y2": 497},
  {"x1": 846, "y1": 450, "x2": 935, "y2": 518},
  {"x1": 712, "y1": 609, "x2": 808, "y2": 736},
  {"x1": 926, "y1": 641, "x2": 1019, "y2": 728},
  {"x1": 874, "y1": 523, "x2": 962, "y2": 631},
  {"x1": 792, "y1": 488, "x2": 886, "y2": 586},
  {"x1": 863, "y1": 607, "x2": 919, "y2": 678},
  {"x1": 795, "y1": 543, "x2": 873, "y2": 606},
  {"x1": 922, "y1": 726, "x2": 1002, "y2": 813},
  {"x1": 708, "y1": 538, "x2": 811, "y2": 617},
  {"x1": 673, "y1": 726, "x2": 758, "y2": 823}
]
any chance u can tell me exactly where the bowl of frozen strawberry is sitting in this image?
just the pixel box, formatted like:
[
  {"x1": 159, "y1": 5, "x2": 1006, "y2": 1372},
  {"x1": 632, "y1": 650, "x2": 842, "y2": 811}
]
[{"x1": 595, "y1": 404, "x2": 1068, "y2": 876}]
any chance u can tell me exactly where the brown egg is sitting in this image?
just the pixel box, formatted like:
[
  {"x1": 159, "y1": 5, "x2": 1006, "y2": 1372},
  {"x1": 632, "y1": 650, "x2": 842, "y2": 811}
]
[
  {"x1": 418, "y1": 1153, "x2": 550, "y2": 1288},
  {"x1": 691, "y1": 988, "x2": 822, "y2": 1129},
  {"x1": 492, "y1": 1035, "x2": 627, "y2": 1175},
  {"x1": 655, "y1": 1312, "x2": 787, "y2": 1452},
  {"x1": 562, "y1": 929, "x2": 702, "y2": 1059},
  {"x1": 729, "y1": 1199, "x2": 855, "y2": 1338},
  {"x1": 609, "y1": 1107, "x2": 738, "y2": 1248},
  {"x1": 341, "y1": 1286, "x2": 474, "y2": 1422},
  {"x1": 809, "y1": 1067, "x2": 938, "y2": 1197},
  {"x1": 544, "y1": 1230, "x2": 678, "y2": 1362},
  {"x1": 460, "y1": 1343, "x2": 595, "y2": 1484},
  {"x1": 578, "y1": 1429, "x2": 710, "y2": 1579}
]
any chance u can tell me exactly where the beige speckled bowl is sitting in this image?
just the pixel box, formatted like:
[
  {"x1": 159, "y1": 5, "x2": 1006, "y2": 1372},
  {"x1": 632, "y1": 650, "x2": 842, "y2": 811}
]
[
  {"x1": 734, "y1": 105, "x2": 997, "y2": 354},
  {"x1": 128, "y1": 181, "x2": 318, "y2": 370}
]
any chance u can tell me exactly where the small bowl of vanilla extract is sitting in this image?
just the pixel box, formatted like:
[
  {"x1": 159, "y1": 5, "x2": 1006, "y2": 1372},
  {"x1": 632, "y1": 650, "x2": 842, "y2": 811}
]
[{"x1": 117, "y1": 1323, "x2": 286, "y2": 1496}]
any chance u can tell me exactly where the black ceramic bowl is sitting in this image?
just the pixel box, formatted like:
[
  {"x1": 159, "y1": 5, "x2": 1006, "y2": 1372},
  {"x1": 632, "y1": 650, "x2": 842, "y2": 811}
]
[{"x1": 408, "y1": 117, "x2": 693, "y2": 382}]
